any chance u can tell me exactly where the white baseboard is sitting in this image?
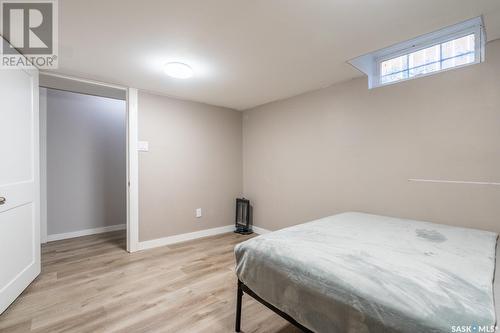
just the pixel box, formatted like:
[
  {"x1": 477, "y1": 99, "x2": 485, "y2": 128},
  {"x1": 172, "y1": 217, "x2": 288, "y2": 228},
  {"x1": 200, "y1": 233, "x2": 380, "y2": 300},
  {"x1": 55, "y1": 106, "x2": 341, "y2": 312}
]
[
  {"x1": 138, "y1": 225, "x2": 235, "y2": 251},
  {"x1": 137, "y1": 224, "x2": 273, "y2": 252},
  {"x1": 47, "y1": 224, "x2": 126, "y2": 242},
  {"x1": 253, "y1": 226, "x2": 271, "y2": 235}
]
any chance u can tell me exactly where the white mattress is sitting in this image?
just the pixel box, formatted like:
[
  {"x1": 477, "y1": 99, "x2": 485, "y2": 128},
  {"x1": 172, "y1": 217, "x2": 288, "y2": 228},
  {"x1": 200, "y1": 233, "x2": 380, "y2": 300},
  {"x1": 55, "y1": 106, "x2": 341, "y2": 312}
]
[
  {"x1": 495, "y1": 244, "x2": 499, "y2": 322},
  {"x1": 235, "y1": 212, "x2": 498, "y2": 333}
]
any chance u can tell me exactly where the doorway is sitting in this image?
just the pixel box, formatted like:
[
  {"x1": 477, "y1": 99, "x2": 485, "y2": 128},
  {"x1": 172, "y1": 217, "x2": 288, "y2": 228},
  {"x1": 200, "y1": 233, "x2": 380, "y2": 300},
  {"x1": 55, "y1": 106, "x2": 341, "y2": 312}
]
[{"x1": 39, "y1": 78, "x2": 128, "y2": 250}]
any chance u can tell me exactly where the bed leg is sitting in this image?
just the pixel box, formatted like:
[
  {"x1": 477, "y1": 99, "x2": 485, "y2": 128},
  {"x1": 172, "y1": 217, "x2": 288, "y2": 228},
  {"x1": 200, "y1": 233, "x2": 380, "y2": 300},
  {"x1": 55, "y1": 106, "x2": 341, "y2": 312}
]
[{"x1": 235, "y1": 280, "x2": 243, "y2": 332}]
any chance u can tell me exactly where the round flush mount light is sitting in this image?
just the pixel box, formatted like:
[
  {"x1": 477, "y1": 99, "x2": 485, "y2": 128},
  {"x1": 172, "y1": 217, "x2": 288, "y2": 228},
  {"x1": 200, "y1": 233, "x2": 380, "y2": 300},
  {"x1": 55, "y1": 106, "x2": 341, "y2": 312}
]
[{"x1": 163, "y1": 62, "x2": 194, "y2": 79}]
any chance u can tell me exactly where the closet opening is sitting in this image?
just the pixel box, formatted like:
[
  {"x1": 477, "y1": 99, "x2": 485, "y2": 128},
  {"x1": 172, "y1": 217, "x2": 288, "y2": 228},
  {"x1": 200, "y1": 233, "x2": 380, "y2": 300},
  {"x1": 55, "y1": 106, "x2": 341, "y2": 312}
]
[{"x1": 40, "y1": 74, "x2": 128, "y2": 251}]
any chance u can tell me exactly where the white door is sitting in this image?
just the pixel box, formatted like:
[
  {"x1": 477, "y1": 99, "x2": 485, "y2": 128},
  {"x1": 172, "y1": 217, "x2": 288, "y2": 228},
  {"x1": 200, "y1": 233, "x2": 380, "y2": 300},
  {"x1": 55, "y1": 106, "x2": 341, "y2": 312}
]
[{"x1": 0, "y1": 42, "x2": 41, "y2": 314}]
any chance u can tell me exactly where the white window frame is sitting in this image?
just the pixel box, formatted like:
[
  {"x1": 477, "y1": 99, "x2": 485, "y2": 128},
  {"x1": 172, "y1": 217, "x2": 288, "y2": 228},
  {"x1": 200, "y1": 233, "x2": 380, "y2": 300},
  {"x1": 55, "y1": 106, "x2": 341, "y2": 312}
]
[{"x1": 349, "y1": 16, "x2": 486, "y2": 89}]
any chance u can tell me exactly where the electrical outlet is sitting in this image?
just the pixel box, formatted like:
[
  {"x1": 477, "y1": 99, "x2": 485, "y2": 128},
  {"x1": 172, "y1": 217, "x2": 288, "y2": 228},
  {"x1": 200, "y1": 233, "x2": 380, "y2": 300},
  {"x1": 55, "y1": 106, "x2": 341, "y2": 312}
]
[{"x1": 196, "y1": 208, "x2": 202, "y2": 218}]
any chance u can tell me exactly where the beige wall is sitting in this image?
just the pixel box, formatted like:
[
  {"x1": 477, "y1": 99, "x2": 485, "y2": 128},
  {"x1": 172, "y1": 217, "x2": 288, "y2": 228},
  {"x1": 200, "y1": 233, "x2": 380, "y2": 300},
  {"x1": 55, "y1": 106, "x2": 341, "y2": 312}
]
[
  {"x1": 243, "y1": 40, "x2": 500, "y2": 233},
  {"x1": 138, "y1": 91, "x2": 242, "y2": 242}
]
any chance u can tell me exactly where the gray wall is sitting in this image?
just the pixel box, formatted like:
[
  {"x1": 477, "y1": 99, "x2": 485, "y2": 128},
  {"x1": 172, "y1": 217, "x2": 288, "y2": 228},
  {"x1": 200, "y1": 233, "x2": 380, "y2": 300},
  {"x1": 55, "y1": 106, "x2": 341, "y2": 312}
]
[
  {"x1": 40, "y1": 88, "x2": 48, "y2": 242},
  {"x1": 138, "y1": 91, "x2": 242, "y2": 242},
  {"x1": 46, "y1": 89, "x2": 126, "y2": 235},
  {"x1": 40, "y1": 74, "x2": 127, "y2": 101},
  {"x1": 243, "y1": 39, "x2": 500, "y2": 233}
]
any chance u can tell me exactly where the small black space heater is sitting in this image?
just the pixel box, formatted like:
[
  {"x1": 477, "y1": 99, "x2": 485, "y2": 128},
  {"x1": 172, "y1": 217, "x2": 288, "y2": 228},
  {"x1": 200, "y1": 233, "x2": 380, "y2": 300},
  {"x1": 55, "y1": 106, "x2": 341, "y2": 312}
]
[{"x1": 234, "y1": 198, "x2": 252, "y2": 235}]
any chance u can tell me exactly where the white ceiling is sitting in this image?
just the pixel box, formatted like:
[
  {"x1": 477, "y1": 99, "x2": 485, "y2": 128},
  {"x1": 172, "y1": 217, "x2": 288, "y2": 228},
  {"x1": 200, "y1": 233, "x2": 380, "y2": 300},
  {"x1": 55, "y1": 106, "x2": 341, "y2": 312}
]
[{"x1": 52, "y1": 0, "x2": 500, "y2": 110}]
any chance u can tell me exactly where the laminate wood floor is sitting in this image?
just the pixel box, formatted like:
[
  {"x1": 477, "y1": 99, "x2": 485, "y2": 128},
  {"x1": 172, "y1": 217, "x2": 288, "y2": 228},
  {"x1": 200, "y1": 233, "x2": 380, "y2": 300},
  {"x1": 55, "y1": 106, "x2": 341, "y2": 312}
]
[{"x1": 0, "y1": 231, "x2": 300, "y2": 333}]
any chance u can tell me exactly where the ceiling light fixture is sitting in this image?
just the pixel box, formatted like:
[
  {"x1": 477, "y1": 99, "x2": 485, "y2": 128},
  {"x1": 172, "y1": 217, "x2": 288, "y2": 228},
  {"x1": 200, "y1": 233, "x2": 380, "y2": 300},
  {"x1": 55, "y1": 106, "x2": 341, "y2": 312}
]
[{"x1": 163, "y1": 62, "x2": 194, "y2": 79}]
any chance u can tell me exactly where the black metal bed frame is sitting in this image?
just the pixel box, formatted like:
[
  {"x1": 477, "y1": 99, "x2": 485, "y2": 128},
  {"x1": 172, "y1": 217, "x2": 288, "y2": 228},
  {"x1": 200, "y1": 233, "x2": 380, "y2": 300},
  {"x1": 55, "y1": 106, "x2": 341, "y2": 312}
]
[{"x1": 235, "y1": 280, "x2": 314, "y2": 333}]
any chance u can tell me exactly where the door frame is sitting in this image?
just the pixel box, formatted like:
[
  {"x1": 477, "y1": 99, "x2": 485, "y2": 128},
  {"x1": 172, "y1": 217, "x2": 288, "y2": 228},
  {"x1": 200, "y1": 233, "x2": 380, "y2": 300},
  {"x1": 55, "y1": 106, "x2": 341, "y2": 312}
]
[
  {"x1": 127, "y1": 88, "x2": 139, "y2": 252},
  {"x1": 38, "y1": 72, "x2": 140, "y2": 252}
]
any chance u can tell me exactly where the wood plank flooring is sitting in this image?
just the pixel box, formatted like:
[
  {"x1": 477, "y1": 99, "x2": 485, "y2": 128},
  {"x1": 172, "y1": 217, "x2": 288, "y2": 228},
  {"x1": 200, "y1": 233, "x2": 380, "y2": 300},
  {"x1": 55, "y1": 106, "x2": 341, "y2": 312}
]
[{"x1": 0, "y1": 231, "x2": 300, "y2": 333}]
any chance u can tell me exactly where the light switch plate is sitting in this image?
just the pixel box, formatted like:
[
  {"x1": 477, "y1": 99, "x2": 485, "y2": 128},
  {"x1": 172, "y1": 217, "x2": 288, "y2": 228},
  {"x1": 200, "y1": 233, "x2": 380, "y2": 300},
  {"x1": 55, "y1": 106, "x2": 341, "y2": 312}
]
[
  {"x1": 138, "y1": 141, "x2": 149, "y2": 152},
  {"x1": 196, "y1": 208, "x2": 202, "y2": 218}
]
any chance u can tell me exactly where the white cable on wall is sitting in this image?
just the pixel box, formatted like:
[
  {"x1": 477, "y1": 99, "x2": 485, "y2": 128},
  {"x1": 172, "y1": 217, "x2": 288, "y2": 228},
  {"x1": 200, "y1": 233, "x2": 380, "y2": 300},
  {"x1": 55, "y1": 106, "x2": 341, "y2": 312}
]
[{"x1": 408, "y1": 179, "x2": 500, "y2": 186}]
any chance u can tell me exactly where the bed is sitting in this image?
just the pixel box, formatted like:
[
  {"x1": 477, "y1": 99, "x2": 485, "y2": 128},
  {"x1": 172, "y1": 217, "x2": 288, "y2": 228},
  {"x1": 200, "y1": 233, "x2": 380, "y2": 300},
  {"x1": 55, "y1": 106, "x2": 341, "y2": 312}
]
[{"x1": 234, "y1": 212, "x2": 498, "y2": 333}]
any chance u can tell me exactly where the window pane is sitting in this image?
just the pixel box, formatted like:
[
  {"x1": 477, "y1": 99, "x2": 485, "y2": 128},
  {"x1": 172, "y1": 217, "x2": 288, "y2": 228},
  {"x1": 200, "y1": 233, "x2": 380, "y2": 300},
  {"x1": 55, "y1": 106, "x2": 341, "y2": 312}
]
[
  {"x1": 380, "y1": 55, "x2": 408, "y2": 84},
  {"x1": 442, "y1": 34, "x2": 475, "y2": 69},
  {"x1": 378, "y1": 33, "x2": 478, "y2": 86},
  {"x1": 408, "y1": 44, "x2": 440, "y2": 77}
]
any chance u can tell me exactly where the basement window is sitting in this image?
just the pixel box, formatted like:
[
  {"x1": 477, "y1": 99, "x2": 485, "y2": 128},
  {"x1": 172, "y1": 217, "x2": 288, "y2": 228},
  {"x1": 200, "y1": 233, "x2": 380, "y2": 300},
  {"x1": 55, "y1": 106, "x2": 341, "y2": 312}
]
[{"x1": 349, "y1": 17, "x2": 485, "y2": 89}]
